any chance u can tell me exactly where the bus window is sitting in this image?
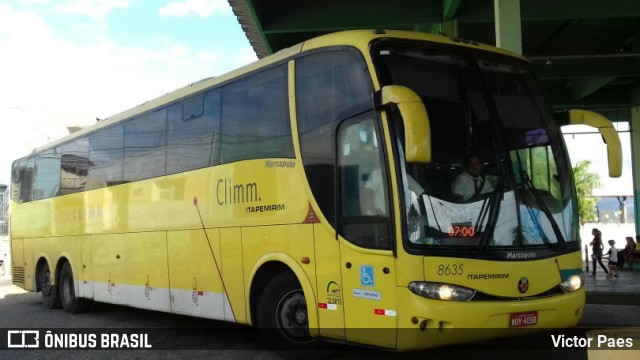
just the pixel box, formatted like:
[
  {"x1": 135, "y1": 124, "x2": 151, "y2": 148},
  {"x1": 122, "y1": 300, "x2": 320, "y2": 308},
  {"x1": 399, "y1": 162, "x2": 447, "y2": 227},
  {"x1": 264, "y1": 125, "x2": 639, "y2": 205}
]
[
  {"x1": 11, "y1": 158, "x2": 35, "y2": 203},
  {"x1": 88, "y1": 124, "x2": 124, "y2": 189},
  {"x1": 296, "y1": 50, "x2": 373, "y2": 226},
  {"x1": 221, "y1": 65, "x2": 293, "y2": 163},
  {"x1": 33, "y1": 150, "x2": 61, "y2": 200},
  {"x1": 167, "y1": 89, "x2": 220, "y2": 174},
  {"x1": 124, "y1": 108, "x2": 167, "y2": 182},
  {"x1": 60, "y1": 138, "x2": 89, "y2": 195},
  {"x1": 338, "y1": 115, "x2": 391, "y2": 249}
]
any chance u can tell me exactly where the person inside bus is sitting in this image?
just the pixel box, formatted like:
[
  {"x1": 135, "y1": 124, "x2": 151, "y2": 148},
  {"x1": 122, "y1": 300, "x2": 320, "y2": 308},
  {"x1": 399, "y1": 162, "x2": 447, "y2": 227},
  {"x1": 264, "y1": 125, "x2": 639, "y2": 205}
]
[
  {"x1": 362, "y1": 168, "x2": 388, "y2": 216},
  {"x1": 363, "y1": 168, "x2": 424, "y2": 216},
  {"x1": 451, "y1": 153, "x2": 494, "y2": 202}
]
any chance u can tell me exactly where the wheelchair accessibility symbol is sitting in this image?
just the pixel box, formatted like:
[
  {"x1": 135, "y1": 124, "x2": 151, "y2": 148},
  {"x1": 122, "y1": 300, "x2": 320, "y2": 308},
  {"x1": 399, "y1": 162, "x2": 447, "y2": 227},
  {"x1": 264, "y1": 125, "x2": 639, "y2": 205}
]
[{"x1": 360, "y1": 265, "x2": 374, "y2": 287}]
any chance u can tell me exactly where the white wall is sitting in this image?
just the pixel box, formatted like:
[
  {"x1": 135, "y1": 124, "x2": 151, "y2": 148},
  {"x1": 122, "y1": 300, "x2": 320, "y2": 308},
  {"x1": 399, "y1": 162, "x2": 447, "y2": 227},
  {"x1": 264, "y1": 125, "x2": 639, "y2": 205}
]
[{"x1": 579, "y1": 222, "x2": 636, "y2": 259}]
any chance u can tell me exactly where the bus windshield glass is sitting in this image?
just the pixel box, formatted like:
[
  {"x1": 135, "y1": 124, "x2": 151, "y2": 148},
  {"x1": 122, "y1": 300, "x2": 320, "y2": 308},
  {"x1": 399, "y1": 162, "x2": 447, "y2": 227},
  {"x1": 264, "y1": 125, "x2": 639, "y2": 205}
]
[{"x1": 373, "y1": 40, "x2": 577, "y2": 250}]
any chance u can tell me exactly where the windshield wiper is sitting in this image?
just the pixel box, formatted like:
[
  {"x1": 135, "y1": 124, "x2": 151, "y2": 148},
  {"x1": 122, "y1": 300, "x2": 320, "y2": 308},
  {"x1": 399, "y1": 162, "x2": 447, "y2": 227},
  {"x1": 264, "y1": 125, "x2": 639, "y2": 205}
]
[
  {"x1": 519, "y1": 170, "x2": 566, "y2": 244},
  {"x1": 478, "y1": 167, "x2": 507, "y2": 249}
]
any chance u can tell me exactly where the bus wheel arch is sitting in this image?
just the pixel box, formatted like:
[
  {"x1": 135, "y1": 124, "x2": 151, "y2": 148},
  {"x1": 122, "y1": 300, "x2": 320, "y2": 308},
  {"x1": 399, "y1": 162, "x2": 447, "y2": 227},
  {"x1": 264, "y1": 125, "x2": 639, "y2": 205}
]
[
  {"x1": 56, "y1": 259, "x2": 89, "y2": 313},
  {"x1": 35, "y1": 256, "x2": 61, "y2": 309},
  {"x1": 247, "y1": 257, "x2": 319, "y2": 340}
]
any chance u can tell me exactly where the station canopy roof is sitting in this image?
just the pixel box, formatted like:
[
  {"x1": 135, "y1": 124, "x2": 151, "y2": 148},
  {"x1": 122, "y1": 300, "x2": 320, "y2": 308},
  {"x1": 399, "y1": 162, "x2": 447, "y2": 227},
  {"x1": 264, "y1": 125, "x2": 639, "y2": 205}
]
[{"x1": 229, "y1": 0, "x2": 640, "y2": 121}]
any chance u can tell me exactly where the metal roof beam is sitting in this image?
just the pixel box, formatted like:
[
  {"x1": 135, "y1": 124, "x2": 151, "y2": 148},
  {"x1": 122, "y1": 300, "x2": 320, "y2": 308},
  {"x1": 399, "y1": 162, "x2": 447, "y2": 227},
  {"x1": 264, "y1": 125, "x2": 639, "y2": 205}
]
[
  {"x1": 571, "y1": 77, "x2": 617, "y2": 102},
  {"x1": 522, "y1": 0, "x2": 640, "y2": 21},
  {"x1": 459, "y1": 0, "x2": 640, "y2": 23},
  {"x1": 257, "y1": 0, "x2": 440, "y2": 32},
  {"x1": 443, "y1": 0, "x2": 462, "y2": 21},
  {"x1": 536, "y1": 19, "x2": 577, "y2": 55},
  {"x1": 261, "y1": 23, "x2": 416, "y2": 34},
  {"x1": 543, "y1": 80, "x2": 633, "y2": 109},
  {"x1": 532, "y1": 56, "x2": 640, "y2": 79}
]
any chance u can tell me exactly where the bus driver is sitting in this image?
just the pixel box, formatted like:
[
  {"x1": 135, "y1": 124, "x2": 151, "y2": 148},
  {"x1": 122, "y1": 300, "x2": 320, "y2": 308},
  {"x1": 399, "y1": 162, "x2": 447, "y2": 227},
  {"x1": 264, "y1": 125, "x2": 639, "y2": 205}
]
[{"x1": 451, "y1": 154, "x2": 494, "y2": 202}]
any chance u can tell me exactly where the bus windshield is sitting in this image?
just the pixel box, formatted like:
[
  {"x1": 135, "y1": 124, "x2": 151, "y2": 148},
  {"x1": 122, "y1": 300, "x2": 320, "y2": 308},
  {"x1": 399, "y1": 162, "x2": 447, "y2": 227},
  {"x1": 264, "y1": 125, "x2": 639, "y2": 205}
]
[{"x1": 373, "y1": 40, "x2": 577, "y2": 250}]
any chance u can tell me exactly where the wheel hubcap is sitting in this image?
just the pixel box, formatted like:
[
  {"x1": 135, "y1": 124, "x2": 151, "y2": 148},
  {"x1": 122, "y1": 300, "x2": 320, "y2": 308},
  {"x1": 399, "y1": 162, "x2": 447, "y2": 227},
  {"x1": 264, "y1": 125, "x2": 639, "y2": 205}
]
[{"x1": 276, "y1": 290, "x2": 311, "y2": 342}]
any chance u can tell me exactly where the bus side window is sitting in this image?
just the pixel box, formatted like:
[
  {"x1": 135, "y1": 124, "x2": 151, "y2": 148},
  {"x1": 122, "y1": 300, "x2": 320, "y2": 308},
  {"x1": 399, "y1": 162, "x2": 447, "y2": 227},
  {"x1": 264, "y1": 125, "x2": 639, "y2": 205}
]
[
  {"x1": 60, "y1": 138, "x2": 89, "y2": 195},
  {"x1": 12, "y1": 158, "x2": 34, "y2": 203},
  {"x1": 167, "y1": 90, "x2": 220, "y2": 174},
  {"x1": 33, "y1": 150, "x2": 61, "y2": 200},
  {"x1": 124, "y1": 108, "x2": 167, "y2": 182},
  {"x1": 88, "y1": 124, "x2": 124, "y2": 189},
  {"x1": 221, "y1": 64, "x2": 293, "y2": 164},
  {"x1": 296, "y1": 50, "x2": 374, "y2": 227},
  {"x1": 338, "y1": 115, "x2": 391, "y2": 250}
]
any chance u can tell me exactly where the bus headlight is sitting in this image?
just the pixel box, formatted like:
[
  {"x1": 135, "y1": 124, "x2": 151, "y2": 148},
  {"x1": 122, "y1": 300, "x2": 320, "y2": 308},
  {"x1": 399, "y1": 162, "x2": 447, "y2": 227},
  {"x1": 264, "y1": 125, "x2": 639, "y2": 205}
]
[
  {"x1": 408, "y1": 281, "x2": 475, "y2": 301},
  {"x1": 559, "y1": 272, "x2": 585, "y2": 292}
]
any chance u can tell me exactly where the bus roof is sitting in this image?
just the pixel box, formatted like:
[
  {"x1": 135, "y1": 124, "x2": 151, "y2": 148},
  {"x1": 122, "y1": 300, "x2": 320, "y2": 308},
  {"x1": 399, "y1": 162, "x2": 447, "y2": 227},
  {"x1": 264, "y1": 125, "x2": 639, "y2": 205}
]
[{"x1": 26, "y1": 30, "x2": 524, "y2": 156}]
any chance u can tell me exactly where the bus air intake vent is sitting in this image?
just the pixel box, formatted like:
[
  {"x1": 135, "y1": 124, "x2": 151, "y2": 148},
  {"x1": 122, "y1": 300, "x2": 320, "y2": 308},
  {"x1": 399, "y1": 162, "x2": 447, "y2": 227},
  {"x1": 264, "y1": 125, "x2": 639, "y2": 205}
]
[
  {"x1": 471, "y1": 286, "x2": 565, "y2": 301},
  {"x1": 12, "y1": 266, "x2": 25, "y2": 284}
]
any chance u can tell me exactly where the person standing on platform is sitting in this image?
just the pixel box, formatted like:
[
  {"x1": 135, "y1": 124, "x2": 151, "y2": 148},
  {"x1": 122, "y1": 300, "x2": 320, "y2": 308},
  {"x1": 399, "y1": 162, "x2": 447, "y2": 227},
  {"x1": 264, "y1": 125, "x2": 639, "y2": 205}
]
[
  {"x1": 605, "y1": 239, "x2": 620, "y2": 277},
  {"x1": 590, "y1": 228, "x2": 608, "y2": 276}
]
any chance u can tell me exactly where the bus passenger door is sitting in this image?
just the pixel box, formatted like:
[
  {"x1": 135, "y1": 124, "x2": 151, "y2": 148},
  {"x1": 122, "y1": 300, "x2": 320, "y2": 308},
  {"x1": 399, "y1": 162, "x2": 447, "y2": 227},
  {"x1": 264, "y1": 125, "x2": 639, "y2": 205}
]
[{"x1": 337, "y1": 115, "x2": 397, "y2": 348}]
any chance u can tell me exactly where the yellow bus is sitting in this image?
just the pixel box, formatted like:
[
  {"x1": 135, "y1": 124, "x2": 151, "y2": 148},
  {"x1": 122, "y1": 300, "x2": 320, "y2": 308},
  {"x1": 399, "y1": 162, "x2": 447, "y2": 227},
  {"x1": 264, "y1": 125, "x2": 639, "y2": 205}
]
[{"x1": 10, "y1": 30, "x2": 622, "y2": 350}]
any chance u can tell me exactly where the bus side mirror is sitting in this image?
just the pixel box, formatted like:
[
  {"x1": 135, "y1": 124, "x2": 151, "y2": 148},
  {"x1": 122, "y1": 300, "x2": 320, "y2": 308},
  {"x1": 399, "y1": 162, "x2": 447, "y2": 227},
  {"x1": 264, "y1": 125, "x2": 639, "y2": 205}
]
[
  {"x1": 376, "y1": 85, "x2": 431, "y2": 163},
  {"x1": 566, "y1": 109, "x2": 622, "y2": 177}
]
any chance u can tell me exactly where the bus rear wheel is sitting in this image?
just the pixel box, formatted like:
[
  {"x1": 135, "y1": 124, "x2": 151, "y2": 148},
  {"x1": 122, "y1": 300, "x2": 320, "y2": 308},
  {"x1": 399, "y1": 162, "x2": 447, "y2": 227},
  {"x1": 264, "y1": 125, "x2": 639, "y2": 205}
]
[
  {"x1": 256, "y1": 271, "x2": 320, "y2": 350},
  {"x1": 38, "y1": 261, "x2": 61, "y2": 309},
  {"x1": 59, "y1": 262, "x2": 89, "y2": 313}
]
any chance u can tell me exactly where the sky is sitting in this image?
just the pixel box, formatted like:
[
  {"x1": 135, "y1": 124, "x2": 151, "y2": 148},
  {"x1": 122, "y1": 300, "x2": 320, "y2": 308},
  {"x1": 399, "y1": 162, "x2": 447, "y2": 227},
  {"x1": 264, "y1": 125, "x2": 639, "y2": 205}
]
[
  {"x1": 0, "y1": 0, "x2": 256, "y2": 185},
  {"x1": 562, "y1": 124, "x2": 634, "y2": 197},
  {"x1": 0, "y1": 0, "x2": 634, "y2": 196}
]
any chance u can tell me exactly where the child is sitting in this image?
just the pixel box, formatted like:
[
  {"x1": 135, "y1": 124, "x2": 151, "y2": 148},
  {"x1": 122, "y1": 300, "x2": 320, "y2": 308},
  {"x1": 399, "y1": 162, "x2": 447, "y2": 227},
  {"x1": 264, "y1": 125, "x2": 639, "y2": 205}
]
[{"x1": 606, "y1": 240, "x2": 619, "y2": 277}]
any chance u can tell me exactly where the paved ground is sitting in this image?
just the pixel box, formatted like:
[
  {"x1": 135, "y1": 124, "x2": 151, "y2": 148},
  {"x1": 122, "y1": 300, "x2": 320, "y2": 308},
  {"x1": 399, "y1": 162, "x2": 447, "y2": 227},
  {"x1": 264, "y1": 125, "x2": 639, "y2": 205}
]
[
  {"x1": 0, "y1": 239, "x2": 638, "y2": 359},
  {"x1": 0, "y1": 283, "x2": 638, "y2": 359},
  {"x1": 584, "y1": 260, "x2": 640, "y2": 305}
]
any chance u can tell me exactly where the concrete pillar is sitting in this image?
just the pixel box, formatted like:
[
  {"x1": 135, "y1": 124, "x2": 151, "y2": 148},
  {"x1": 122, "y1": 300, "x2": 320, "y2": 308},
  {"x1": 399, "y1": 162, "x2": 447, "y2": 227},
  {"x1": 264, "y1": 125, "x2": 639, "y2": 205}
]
[
  {"x1": 494, "y1": 0, "x2": 522, "y2": 55},
  {"x1": 631, "y1": 107, "x2": 640, "y2": 234},
  {"x1": 441, "y1": 20, "x2": 458, "y2": 38}
]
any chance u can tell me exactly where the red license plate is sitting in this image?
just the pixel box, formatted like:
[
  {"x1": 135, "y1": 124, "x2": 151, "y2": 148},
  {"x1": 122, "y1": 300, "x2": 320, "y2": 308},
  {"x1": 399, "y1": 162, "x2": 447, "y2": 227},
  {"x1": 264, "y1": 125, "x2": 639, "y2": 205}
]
[{"x1": 509, "y1": 311, "x2": 538, "y2": 327}]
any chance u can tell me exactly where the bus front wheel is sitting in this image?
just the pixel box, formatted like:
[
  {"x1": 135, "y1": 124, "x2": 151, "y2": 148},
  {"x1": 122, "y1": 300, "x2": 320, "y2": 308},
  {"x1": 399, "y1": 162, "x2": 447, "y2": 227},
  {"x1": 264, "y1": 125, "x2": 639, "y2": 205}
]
[
  {"x1": 38, "y1": 262, "x2": 61, "y2": 309},
  {"x1": 256, "y1": 271, "x2": 319, "y2": 349},
  {"x1": 59, "y1": 262, "x2": 89, "y2": 313}
]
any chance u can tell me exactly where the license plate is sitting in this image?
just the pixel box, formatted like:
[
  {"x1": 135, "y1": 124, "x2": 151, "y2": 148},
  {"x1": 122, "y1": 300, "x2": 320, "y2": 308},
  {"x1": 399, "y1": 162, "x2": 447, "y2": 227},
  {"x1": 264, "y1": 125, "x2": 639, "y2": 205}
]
[{"x1": 509, "y1": 311, "x2": 538, "y2": 327}]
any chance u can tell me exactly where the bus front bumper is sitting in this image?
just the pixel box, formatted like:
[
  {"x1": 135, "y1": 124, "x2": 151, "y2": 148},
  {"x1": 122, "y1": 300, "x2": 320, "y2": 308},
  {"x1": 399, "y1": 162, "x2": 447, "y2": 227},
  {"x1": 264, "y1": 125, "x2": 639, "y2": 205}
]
[{"x1": 395, "y1": 286, "x2": 585, "y2": 350}]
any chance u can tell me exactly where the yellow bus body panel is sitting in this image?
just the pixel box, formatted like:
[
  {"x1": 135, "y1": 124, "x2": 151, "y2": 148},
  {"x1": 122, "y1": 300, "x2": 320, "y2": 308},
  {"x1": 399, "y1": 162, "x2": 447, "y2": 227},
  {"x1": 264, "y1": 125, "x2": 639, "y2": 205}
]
[
  {"x1": 245, "y1": 249, "x2": 319, "y2": 335},
  {"x1": 9, "y1": 29, "x2": 584, "y2": 350},
  {"x1": 396, "y1": 288, "x2": 584, "y2": 350},
  {"x1": 424, "y1": 253, "x2": 581, "y2": 297}
]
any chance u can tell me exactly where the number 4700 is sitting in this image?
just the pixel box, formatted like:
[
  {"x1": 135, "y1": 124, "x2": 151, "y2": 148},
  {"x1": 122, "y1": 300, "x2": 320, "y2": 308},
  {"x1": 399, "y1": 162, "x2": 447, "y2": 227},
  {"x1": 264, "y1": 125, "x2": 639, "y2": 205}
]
[{"x1": 437, "y1": 264, "x2": 464, "y2": 276}]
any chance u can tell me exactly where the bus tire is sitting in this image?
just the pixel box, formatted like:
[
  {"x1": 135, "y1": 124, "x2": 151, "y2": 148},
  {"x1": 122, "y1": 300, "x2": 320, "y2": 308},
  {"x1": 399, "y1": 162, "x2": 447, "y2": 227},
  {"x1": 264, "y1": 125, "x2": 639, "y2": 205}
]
[
  {"x1": 38, "y1": 261, "x2": 61, "y2": 309},
  {"x1": 256, "y1": 271, "x2": 320, "y2": 350},
  {"x1": 59, "y1": 262, "x2": 89, "y2": 313}
]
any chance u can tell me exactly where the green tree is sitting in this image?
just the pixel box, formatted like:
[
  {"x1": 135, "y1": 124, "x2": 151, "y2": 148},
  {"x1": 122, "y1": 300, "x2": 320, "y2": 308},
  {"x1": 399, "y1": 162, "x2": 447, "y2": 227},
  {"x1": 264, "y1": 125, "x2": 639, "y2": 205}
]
[{"x1": 572, "y1": 160, "x2": 602, "y2": 223}]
